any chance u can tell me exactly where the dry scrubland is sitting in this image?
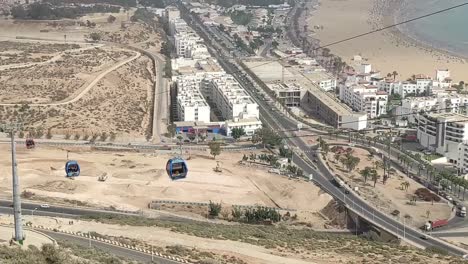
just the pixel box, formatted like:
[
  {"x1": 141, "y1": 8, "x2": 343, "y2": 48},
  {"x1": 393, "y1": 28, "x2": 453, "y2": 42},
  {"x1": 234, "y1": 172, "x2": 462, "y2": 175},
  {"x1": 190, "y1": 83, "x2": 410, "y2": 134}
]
[
  {"x1": 0, "y1": 145, "x2": 331, "y2": 218},
  {"x1": 0, "y1": 42, "x2": 134, "y2": 104},
  {"x1": 0, "y1": 51, "x2": 153, "y2": 137},
  {"x1": 326, "y1": 147, "x2": 451, "y2": 227},
  {"x1": 0, "y1": 9, "x2": 163, "y2": 137},
  {"x1": 1, "y1": 214, "x2": 464, "y2": 264}
]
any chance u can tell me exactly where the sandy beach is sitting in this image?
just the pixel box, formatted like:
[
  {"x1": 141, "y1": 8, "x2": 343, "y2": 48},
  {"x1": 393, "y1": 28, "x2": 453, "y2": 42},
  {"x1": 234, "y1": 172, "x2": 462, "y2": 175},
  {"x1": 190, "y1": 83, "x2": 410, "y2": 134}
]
[{"x1": 306, "y1": 0, "x2": 468, "y2": 81}]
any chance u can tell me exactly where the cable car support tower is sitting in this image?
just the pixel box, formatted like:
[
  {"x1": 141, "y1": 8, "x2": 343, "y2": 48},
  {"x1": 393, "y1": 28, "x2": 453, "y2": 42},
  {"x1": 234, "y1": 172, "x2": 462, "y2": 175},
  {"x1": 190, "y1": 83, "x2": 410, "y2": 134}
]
[{"x1": 1, "y1": 122, "x2": 24, "y2": 244}]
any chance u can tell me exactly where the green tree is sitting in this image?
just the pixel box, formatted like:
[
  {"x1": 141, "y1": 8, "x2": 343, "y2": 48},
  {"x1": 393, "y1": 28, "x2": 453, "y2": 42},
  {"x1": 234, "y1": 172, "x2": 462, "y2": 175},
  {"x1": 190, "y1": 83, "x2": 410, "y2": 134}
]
[
  {"x1": 167, "y1": 124, "x2": 177, "y2": 138},
  {"x1": 209, "y1": 141, "x2": 222, "y2": 159},
  {"x1": 360, "y1": 166, "x2": 373, "y2": 183},
  {"x1": 372, "y1": 170, "x2": 380, "y2": 187},
  {"x1": 231, "y1": 127, "x2": 246, "y2": 140},
  {"x1": 18, "y1": 131, "x2": 25, "y2": 138},
  {"x1": 251, "y1": 127, "x2": 281, "y2": 148},
  {"x1": 208, "y1": 200, "x2": 222, "y2": 217},
  {"x1": 392, "y1": 70, "x2": 398, "y2": 81},
  {"x1": 341, "y1": 153, "x2": 360, "y2": 172},
  {"x1": 232, "y1": 206, "x2": 243, "y2": 220}
]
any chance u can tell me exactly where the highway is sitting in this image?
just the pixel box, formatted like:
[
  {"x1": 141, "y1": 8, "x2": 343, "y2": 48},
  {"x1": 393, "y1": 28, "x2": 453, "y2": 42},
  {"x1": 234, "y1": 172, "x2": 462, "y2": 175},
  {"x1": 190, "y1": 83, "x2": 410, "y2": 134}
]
[{"x1": 178, "y1": 3, "x2": 468, "y2": 256}]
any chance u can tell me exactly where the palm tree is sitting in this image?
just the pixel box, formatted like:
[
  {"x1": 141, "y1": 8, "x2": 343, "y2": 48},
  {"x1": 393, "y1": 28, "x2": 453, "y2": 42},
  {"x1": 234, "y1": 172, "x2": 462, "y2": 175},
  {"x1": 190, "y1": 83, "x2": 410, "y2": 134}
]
[
  {"x1": 342, "y1": 153, "x2": 360, "y2": 172},
  {"x1": 404, "y1": 181, "x2": 410, "y2": 191},
  {"x1": 392, "y1": 70, "x2": 398, "y2": 81},
  {"x1": 373, "y1": 160, "x2": 383, "y2": 170},
  {"x1": 360, "y1": 166, "x2": 373, "y2": 183},
  {"x1": 372, "y1": 170, "x2": 380, "y2": 187},
  {"x1": 462, "y1": 179, "x2": 468, "y2": 200},
  {"x1": 387, "y1": 73, "x2": 392, "y2": 78}
]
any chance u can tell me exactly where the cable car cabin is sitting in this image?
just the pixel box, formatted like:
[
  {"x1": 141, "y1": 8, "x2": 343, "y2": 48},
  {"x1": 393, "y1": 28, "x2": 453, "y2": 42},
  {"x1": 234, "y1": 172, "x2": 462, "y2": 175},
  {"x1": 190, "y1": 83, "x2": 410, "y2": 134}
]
[
  {"x1": 25, "y1": 139, "x2": 35, "y2": 149},
  {"x1": 65, "y1": 160, "x2": 80, "y2": 177},
  {"x1": 166, "y1": 158, "x2": 188, "y2": 180}
]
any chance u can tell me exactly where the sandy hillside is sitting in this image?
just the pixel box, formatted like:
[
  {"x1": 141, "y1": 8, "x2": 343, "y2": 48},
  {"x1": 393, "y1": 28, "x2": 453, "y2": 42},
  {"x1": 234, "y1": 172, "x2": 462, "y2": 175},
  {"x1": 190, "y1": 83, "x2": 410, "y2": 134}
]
[
  {"x1": 0, "y1": 42, "x2": 134, "y2": 104},
  {"x1": 307, "y1": 0, "x2": 468, "y2": 81},
  {"x1": 0, "y1": 145, "x2": 332, "y2": 212}
]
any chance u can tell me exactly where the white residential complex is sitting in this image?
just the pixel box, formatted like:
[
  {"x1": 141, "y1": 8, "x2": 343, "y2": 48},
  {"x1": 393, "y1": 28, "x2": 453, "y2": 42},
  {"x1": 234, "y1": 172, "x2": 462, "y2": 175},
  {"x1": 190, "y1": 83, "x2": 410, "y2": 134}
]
[
  {"x1": 174, "y1": 74, "x2": 211, "y2": 123},
  {"x1": 417, "y1": 113, "x2": 468, "y2": 174},
  {"x1": 339, "y1": 84, "x2": 388, "y2": 118},
  {"x1": 396, "y1": 94, "x2": 468, "y2": 123},
  {"x1": 346, "y1": 64, "x2": 453, "y2": 98},
  {"x1": 204, "y1": 75, "x2": 259, "y2": 120},
  {"x1": 167, "y1": 6, "x2": 262, "y2": 135}
]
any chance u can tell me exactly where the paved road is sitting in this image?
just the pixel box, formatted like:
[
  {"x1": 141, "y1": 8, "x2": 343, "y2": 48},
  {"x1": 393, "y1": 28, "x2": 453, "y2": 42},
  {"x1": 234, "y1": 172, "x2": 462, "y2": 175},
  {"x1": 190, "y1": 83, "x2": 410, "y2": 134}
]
[
  {"x1": 432, "y1": 231, "x2": 468, "y2": 237},
  {"x1": 40, "y1": 230, "x2": 180, "y2": 264},
  {"x1": 179, "y1": 4, "x2": 468, "y2": 256}
]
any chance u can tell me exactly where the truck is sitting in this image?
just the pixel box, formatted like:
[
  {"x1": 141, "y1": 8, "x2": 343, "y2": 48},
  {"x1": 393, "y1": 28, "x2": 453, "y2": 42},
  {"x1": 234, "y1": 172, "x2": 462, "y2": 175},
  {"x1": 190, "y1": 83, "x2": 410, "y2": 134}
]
[
  {"x1": 334, "y1": 178, "x2": 345, "y2": 188},
  {"x1": 458, "y1": 206, "x2": 466, "y2": 217},
  {"x1": 422, "y1": 219, "x2": 448, "y2": 231}
]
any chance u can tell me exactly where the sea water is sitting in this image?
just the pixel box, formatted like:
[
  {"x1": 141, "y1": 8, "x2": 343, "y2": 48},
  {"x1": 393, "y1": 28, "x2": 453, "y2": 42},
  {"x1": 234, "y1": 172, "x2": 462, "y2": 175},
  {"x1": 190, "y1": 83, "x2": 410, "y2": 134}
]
[{"x1": 397, "y1": 0, "x2": 468, "y2": 58}]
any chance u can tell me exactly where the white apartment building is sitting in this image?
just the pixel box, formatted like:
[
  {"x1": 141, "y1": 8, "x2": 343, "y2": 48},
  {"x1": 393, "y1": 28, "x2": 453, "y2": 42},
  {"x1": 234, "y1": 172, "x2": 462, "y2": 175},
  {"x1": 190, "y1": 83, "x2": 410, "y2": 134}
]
[
  {"x1": 339, "y1": 84, "x2": 388, "y2": 118},
  {"x1": 169, "y1": 18, "x2": 189, "y2": 36},
  {"x1": 375, "y1": 71, "x2": 452, "y2": 98},
  {"x1": 175, "y1": 75, "x2": 211, "y2": 123},
  {"x1": 174, "y1": 32, "x2": 203, "y2": 58},
  {"x1": 396, "y1": 94, "x2": 468, "y2": 123},
  {"x1": 269, "y1": 82, "x2": 304, "y2": 107},
  {"x1": 435, "y1": 69, "x2": 452, "y2": 87},
  {"x1": 165, "y1": 6, "x2": 181, "y2": 21},
  {"x1": 417, "y1": 113, "x2": 468, "y2": 171},
  {"x1": 203, "y1": 75, "x2": 259, "y2": 120},
  {"x1": 304, "y1": 71, "x2": 337, "y2": 92}
]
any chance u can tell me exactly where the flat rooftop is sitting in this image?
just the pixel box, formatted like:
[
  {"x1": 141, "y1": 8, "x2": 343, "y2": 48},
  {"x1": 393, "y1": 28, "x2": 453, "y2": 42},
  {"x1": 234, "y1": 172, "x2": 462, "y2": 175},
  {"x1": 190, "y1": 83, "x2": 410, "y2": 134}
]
[
  {"x1": 428, "y1": 112, "x2": 468, "y2": 122},
  {"x1": 301, "y1": 69, "x2": 334, "y2": 82}
]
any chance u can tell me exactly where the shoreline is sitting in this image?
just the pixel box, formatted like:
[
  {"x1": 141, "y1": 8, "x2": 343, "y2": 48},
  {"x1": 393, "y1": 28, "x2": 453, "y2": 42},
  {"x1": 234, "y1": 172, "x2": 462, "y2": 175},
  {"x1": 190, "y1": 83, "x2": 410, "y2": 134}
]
[
  {"x1": 303, "y1": 0, "x2": 468, "y2": 81},
  {"x1": 391, "y1": 0, "x2": 468, "y2": 62}
]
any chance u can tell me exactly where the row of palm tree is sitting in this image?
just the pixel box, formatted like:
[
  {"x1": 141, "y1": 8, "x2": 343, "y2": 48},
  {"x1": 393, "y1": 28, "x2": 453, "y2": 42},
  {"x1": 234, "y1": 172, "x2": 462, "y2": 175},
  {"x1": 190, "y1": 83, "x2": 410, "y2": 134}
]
[{"x1": 398, "y1": 152, "x2": 468, "y2": 200}]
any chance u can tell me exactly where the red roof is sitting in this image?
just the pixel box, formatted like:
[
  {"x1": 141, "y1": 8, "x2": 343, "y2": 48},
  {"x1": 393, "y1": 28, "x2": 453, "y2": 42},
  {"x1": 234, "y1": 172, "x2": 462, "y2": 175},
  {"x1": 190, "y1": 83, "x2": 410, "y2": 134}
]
[{"x1": 376, "y1": 91, "x2": 388, "y2": 95}]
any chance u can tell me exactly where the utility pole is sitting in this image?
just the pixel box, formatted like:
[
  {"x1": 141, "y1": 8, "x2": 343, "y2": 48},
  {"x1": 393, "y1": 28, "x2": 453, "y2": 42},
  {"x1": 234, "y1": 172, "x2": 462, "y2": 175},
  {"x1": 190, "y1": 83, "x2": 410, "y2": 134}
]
[{"x1": 1, "y1": 122, "x2": 24, "y2": 244}]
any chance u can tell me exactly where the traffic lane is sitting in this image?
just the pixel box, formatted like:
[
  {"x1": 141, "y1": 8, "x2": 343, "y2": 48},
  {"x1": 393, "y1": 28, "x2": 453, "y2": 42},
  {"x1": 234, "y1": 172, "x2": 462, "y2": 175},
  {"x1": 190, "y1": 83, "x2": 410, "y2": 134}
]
[
  {"x1": 42, "y1": 230, "x2": 180, "y2": 264},
  {"x1": 432, "y1": 232, "x2": 468, "y2": 237},
  {"x1": 0, "y1": 200, "x2": 139, "y2": 217},
  {"x1": 0, "y1": 207, "x2": 78, "y2": 218}
]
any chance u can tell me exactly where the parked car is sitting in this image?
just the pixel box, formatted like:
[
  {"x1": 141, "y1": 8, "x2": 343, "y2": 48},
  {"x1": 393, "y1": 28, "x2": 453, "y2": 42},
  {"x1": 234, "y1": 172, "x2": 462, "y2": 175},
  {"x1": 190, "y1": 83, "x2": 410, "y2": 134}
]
[{"x1": 40, "y1": 204, "x2": 50, "y2": 208}]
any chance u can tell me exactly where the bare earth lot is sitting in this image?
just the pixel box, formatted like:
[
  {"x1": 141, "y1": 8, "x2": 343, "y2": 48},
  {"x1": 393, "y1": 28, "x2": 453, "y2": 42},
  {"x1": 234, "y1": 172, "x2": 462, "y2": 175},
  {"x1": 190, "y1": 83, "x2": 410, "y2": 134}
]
[
  {"x1": 0, "y1": 145, "x2": 332, "y2": 215},
  {"x1": 0, "y1": 42, "x2": 134, "y2": 104},
  {"x1": 325, "y1": 146, "x2": 451, "y2": 227}
]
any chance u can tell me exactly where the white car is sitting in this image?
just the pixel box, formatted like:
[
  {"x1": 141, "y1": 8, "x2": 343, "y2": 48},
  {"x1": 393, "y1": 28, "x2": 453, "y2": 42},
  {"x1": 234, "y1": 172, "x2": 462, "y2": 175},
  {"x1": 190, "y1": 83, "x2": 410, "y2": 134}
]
[{"x1": 40, "y1": 204, "x2": 50, "y2": 208}]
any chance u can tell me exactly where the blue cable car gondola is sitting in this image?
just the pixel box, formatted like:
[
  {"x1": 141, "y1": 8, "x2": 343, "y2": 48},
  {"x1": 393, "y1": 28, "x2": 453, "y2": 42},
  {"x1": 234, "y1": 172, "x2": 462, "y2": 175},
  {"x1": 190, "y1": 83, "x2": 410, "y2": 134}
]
[
  {"x1": 65, "y1": 160, "x2": 80, "y2": 177},
  {"x1": 166, "y1": 157, "x2": 188, "y2": 180}
]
